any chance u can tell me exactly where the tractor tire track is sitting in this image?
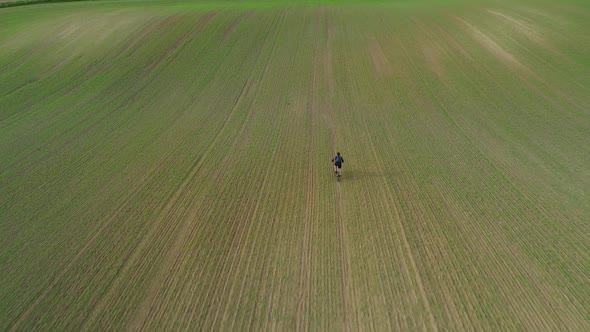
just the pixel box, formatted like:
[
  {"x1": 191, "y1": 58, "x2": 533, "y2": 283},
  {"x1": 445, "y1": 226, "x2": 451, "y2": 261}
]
[
  {"x1": 128, "y1": 10, "x2": 286, "y2": 330},
  {"x1": 79, "y1": 51, "x2": 239, "y2": 327},
  {"x1": 11, "y1": 12, "x2": 219, "y2": 331},
  {"x1": 400, "y1": 18, "x2": 581, "y2": 328},
  {"x1": 0, "y1": 14, "x2": 215, "y2": 179},
  {"x1": 364, "y1": 122, "x2": 439, "y2": 332},
  {"x1": 295, "y1": 9, "x2": 321, "y2": 330},
  {"x1": 114, "y1": 16, "x2": 168, "y2": 61},
  {"x1": 246, "y1": 13, "x2": 313, "y2": 327},
  {"x1": 437, "y1": 18, "x2": 588, "y2": 179},
  {"x1": 387, "y1": 33, "x2": 441, "y2": 332},
  {"x1": 146, "y1": 12, "x2": 216, "y2": 71},
  {"x1": 7, "y1": 152, "x2": 170, "y2": 331},
  {"x1": 222, "y1": 11, "x2": 254, "y2": 44},
  {"x1": 129, "y1": 61, "x2": 258, "y2": 330},
  {"x1": 0, "y1": 17, "x2": 75, "y2": 75},
  {"x1": 205, "y1": 9, "x2": 289, "y2": 330},
  {"x1": 223, "y1": 111, "x2": 287, "y2": 331},
  {"x1": 335, "y1": 183, "x2": 353, "y2": 330},
  {"x1": 158, "y1": 11, "x2": 286, "y2": 329},
  {"x1": 494, "y1": 29, "x2": 589, "y2": 113},
  {"x1": 320, "y1": 7, "x2": 355, "y2": 329},
  {"x1": 0, "y1": 16, "x2": 178, "y2": 145}
]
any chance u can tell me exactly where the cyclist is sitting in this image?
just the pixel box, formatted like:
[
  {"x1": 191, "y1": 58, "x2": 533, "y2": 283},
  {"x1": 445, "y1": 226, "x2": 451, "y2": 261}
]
[{"x1": 331, "y1": 152, "x2": 344, "y2": 178}]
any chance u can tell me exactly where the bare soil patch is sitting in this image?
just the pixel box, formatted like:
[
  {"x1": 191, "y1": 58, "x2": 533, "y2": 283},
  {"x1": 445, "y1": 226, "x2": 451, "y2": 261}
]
[
  {"x1": 455, "y1": 16, "x2": 523, "y2": 69},
  {"x1": 421, "y1": 43, "x2": 445, "y2": 78},
  {"x1": 487, "y1": 10, "x2": 545, "y2": 46},
  {"x1": 411, "y1": 17, "x2": 446, "y2": 78},
  {"x1": 368, "y1": 36, "x2": 393, "y2": 77}
]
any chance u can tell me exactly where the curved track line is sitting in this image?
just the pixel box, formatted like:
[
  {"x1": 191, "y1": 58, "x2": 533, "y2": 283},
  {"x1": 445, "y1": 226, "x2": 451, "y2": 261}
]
[
  {"x1": 1, "y1": 13, "x2": 216, "y2": 178},
  {"x1": 80, "y1": 49, "x2": 243, "y2": 331},
  {"x1": 146, "y1": 12, "x2": 216, "y2": 71},
  {"x1": 370, "y1": 33, "x2": 439, "y2": 332},
  {"x1": 420, "y1": 21, "x2": 587, "y2": 245},
  {"x1": 436, "y1": 19, "x2": 587, "y2": 184},
  {"x1": 222, "y1": 11, "x2": 253, "y2": 44},
  {"x1": 10, "y1": 12, "x2": 220, "y2": 331},
  {"x1": 151, "y1": 11, "x2": 287, "y2": 330},
  {"x1": 0, "y1": 16, "x2": 168, "y2": 127},
  {"x1": 364, "y1": 123, "x2": 439, "y2": 332},
  {"x1": 225, "y1": 122, "x2": 287, "y2": 330},
  {"x1": 7, "y1": 160, "x2": 165, "y2": 331},
  {"x1": 128, "y1": 10, "x2": 286, "y2": 330},
  {"x1": 129, "y1": 75, "x2": 256, "y2": 329},
  {"x1": 209, "y1": 10, "x2": 289, "y2": 331},
  {"x1": 0, "y1": 18, "x2": 71, "y2": 75}
]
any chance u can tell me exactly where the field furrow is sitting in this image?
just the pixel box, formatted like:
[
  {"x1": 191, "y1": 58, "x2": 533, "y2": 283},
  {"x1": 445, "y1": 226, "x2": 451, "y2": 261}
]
[{"x1": 1, "y1": 0, "x2": 589, "y2": 330}]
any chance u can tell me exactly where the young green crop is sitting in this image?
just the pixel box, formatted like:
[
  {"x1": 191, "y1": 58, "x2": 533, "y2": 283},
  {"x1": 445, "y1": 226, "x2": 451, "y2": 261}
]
[{"x1": 1, "y1": 0, "x2": 589, "y2": 330}]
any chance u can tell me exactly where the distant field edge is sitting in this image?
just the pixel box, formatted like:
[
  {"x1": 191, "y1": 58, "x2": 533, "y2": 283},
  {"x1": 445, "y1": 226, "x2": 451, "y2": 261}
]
[{"x1": 0, "y1": 0, "x2": 90, "y2": 9}]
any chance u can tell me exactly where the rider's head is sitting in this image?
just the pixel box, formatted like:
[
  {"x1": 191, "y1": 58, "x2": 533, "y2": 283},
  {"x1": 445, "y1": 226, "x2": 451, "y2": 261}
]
[{"x1": 336, "y1": 152, "x2": 340, "y2": 156}]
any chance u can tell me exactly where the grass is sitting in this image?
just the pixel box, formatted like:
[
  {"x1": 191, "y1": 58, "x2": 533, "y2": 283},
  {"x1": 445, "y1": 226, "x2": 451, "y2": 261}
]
[
  {"x1": 0, "y1": 0, "x2": 89, "y2": 9},
  {"x1": 1, "y1": 0, "x2": 589, "y2": 330}
]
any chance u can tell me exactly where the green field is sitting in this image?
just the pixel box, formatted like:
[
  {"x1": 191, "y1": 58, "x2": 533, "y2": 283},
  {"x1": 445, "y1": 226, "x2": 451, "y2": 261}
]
[{"x1": 1, "y1": 0, "x2": 589, "y2": 330}]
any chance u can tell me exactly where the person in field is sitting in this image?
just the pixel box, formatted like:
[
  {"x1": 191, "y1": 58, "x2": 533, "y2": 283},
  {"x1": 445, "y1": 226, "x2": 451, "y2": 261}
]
[{"x1": 332, "y1": 152, "x2": 344, "y2": 178}]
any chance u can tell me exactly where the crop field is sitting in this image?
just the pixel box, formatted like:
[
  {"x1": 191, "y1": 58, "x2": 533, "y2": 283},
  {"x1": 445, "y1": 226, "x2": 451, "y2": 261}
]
[{"x1": 1, "y1": 0, "x2": 589, "y2": 330}]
